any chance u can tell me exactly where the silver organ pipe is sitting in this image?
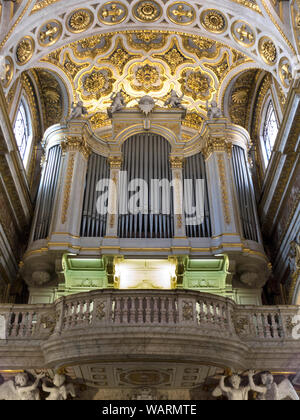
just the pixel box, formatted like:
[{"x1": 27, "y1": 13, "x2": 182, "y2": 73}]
[
  {"x1": 118, "y1": 133, "x2": 174, "y2": 239},
  {"x1": 33, "y1": 145, "x2": 62, "y2": 241},
  {"x1": 80, "y1": 153, "x2": 110, "y2": 237},
  {"x1": 231, "y1": 146, "x2": 259, "y2": 242},
  {"x1": 183, "y1": 152, "x2": 211, "y2": 238}
]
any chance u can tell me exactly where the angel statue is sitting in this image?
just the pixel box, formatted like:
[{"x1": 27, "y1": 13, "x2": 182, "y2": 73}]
[
  {"x1": 0, "y1": 372, "x2": 44, "y2": 400},
  {"x1": 109, "y1": 90, "x2": 126, "y2": 115},
  {"x1": 68, "y1": 101, "x2": 88, "y2": 121},
  {"x1": 42, "y1": 373, "x2": 76, "y2": 400},
  {"x1": 212, "y1": 370, "x2": 268, "y2": 401},
  {"x1": 289, "y1": 240, "x2": 300, "y2": 274},
  {"x1": 254, "y1": 371, "x2": 299, "y2": 400},
  {"x1": 206, "y1": 100, "x2": 223, "y2": 119},
  {"x1": 164, "y1": 90, "x2": 186, "y2": 110}
]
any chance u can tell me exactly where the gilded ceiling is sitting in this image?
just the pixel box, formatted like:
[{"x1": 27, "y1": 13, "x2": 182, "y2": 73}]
[{"x1": 0, "y1": 0, "x2": 298, "y2": 134}]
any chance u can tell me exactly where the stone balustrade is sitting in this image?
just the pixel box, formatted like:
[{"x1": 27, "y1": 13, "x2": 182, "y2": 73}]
[{"x1": 0, "y1": 290, "x2": 300, "y2": 371}]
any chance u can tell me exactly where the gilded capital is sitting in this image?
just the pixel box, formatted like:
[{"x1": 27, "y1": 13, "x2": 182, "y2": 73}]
[
  {"x1": 202, "y1": 136, "x2": 232, "y2": 160},
  {"x1": 61, "y1": 135, "x2": 91, "y2": 160},
  {"x1": 170, "y1": 156, "x2": 184, "y2": 169},
  {"x1": 109, "y1": 155, "x2": 123, "y2": 169}
]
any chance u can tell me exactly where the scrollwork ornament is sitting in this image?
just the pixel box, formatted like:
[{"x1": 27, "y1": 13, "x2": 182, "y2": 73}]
[
  {"x1": 167, "y1": 2, "x2": 196, "y2": 25},
  {"x1": 231, "y1": 20, "x2": 255, "y2": 47}
]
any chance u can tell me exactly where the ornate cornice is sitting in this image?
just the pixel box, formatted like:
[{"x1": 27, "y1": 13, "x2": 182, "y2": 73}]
[
  {"x1": 202, "y1": 136, "x2": 232, "y2": 160},
  {"x1": 61, "y1": 135, "x2": 91, "y2": 160}
]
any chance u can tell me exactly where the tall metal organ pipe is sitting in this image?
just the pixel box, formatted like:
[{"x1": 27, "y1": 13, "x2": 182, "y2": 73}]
[
  {"x1": 231, "y1": 145, "x2": 259, "y2": 242},
  {"x1": 33, "y1": 145, "x2": 62, "y2": 241},
  {"x1": 183, "y1": 152, "x2": 211, "y2": 238},
  {"x1": 80, "y1": 153, "x2": 110, "y2": 237},
  {"x1": 118, "y1": 133, "x2": 174, "y2": 239}
]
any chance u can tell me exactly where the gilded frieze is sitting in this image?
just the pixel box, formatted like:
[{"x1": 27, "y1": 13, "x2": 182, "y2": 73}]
[
  {"x1": 231, "y1": 21, "x2": 256, "y2": 48},
  {"x1": 16, "y1": 36, "x2": 35, "y2": 66},
  {"x1": 126, "y1": 32, "x2": 167, "y2": 52},
  {"x1": 71, "y1": 35, "x2": 112, "y2": 60},
  {"x1": 133, "y1": 1, "x2": 162, "y2": 22},
  {"x1": 200, "y1": 9, "x2": 227, "y2": 34},
  {"x1": 67, "y1": 8, "x2": 94, "y2": 34}
]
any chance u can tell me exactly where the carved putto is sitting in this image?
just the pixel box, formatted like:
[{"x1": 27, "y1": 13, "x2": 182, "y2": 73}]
[
  {"x1": 0, "y1": 372, "x2": 44, "y2": 400},
  {"x1": 164, "y1": 89, "x2": 186, "y2": 110},
  {"x1": 108, "y1": 90, "x2": 126, "y2": 117},
  {"x1": 42, "y1": 373, "x2": 76, "y2": 400},
  {"x1": 68, "y1": 101, "x2": 88, "y2": 121},
  {"x1": 206, "y1": 100, "x2": 223, "y2": 119}
]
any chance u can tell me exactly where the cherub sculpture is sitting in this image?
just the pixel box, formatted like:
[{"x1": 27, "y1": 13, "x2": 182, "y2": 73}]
[
  {"x1": 110, "y1": 90, "x2": 126, "y2": 114},
  {"x1": 42, "y1": 373, "x2": 76, "y2": 400},
  {"x1": 255, "y1": 371, "x2": 299, "y2": 400},
  {"x1": 206, "y1": 100, "x2": 223, "y2": 119},
  {"x1": 212, "y1": 371, "x2": 265, "y2": 401},
  {"x1": 289, "y1": 240, "x2": 300, "y2": 274},
  {"x1": 68, "y1": 101, "x2": 88, "y2": 120},
  {"x1": 0, "y1": 372, "x2": 44, "y2": 400},
  {"x1": 138, "y1": 95, "x2": 156, "y2": 116},
  {"x1": 164, "y1": 90, "x2": 186, "y2": 110}
]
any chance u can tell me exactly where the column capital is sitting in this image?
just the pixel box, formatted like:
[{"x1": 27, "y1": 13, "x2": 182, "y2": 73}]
[
  {"x1": 61, "y1": 135, "x2": 91, "y2": 160},
  {"x1": 108, "y1": 155, "x2": 123, "y2": 169},
  {"x1": 202, "y1": 136, "x2": 232, "y2": 160},
  {"x1": 170, "y1": 156, "x2": 184, "y2": 169}
]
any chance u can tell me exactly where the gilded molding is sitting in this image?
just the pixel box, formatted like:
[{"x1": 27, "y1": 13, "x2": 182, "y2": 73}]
[
  {"x1": 108, "y1": 156, "x2": 123, "y2": 169},
  {"x1": 218, "y1": 156, "x2": 231, "y2": 225},
  {"x1": 61, "y1": 153, "x2": 75, "y2": 225},
  {"x1": 203, "y1": 136, "x2": 232, "y2": 160},
  {"x1": 170, "y1": 156, "x2": 184, "y2": 169},
  {"x1": 61, "y1": 136, "x2": 91, "y2": 160}
]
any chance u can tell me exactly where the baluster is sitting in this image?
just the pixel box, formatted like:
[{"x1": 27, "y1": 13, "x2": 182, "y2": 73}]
[
  {"x1": 122, "y1": 297, "x2": 129, "y2": 324},
  {"x1": 256, "y1": 313, "x2": 265, "y2": 338},
  {"x1": 198, "y1": 300, "x2": 206, "y2": 326},
  {"x1": 26, "y1": 312, "x2": 34, "y2": 337},
  {"x1": 10, "y1": 312, "x2": 19, "y2": 337},
  {"x1": 269, "y1": 313, "x2": 279, "y2": 339},
  {"x1": 153, "y1": 297, "x2": 159, "y2": 324},
  {"x1": 145, "y1": 297, "x2": 152, "y2": 324},
  {"x1": 161, "y1": 297, "x2": 167, "y2": 324},
  {"x1": 205, "y1": 301, "x2": 212, "y2": 325},
  {"x1": 137, "y1": 297, "x2": 144, "y2": 324},
  {"x1": 264, "y1": 313, "x2": 272, "y2": 339},
  {"x1": 169, "y1": 297, "x2": 176, "y2": 324},
  {"x1": 114, "y1": 297, "x2": 122, "y2": 324},
  {"x1": 174, "y1": 298, "x2": 179, "y2": 324}
]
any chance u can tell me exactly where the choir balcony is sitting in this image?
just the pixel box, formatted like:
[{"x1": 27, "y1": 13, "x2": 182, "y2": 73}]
[{"x1": 0, "y1": 290, "x2": 300, "y2": 382}]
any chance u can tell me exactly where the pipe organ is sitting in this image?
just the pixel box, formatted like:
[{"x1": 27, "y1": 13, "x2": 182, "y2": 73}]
[{"x1": 24, "y1": 110, "x2": 269, "y2": 306}]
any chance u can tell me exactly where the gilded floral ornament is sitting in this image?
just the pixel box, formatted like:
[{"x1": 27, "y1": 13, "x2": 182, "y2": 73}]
[
  {"x1": 279, "y1": 57, "x2": 293, "y2": 88},
  {"x1": 182, "y1": 36, "x2": 218, "y2": 60},
  {"x1": 231, "y1": 21, "x2": 255, "y2": 47},
  {"x1": 133, "y1": 0, "x2": 162, "y2": 22},
  {"x1": 62, "y1": 52, "x2": 89, "y2": 79},
  {"x1": 98, "y1": 2, "x2": 128, "y2": 25},
  {"x1": 78, "y1": 67, "x2": 115, "y2": 101},
  {"x1": 90, "y1": 113, "x2": 110, "y2": 129},
  {"x1": 167, "y1": 2, "x2": 196, "y2": 25},
  {"x1": 67, "y1": 9, "x2": 94, "y2": 33},
  {"x1": 153, "y1": 39, "x2": 194, "y2": 75},
  {"x1": 183, "y1": 112, "x2": 204, "y2": 130},
  {"x1": 179, "y1": 68, "x2": 215, "y2": 101},
  {"x1": 126, "y1": 32, "x2": 167, "y2": 52},
  {"x1": 259, "y1": 37, "x2": 277, "y2": 65},
  {"x1": 38, "y1": 20, "x2": 62, "y2": 47},
  {"x1": 201, "y1": 9, "x2": 227, "y2": 33},
  {"x1": 101, "y1": 39, "x2": 141, "y2": 74},
  {"x1": 16, "y1": 36, "x2": 35, "y2": 65},
  {"x1": 128, "y1": 62, "x2": 166, "y2": 93},
  {"x1": 71, "y1": 35, "x2": 112, "y2": 59}
]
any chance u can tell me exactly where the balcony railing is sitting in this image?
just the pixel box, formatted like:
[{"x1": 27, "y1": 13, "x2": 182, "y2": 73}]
[{"x1": 0, "y1": 290, "x2": 299, "y2": 370}]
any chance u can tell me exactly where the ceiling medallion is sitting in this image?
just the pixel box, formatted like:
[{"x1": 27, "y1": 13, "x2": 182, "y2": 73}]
[
  {"x1": 133, "y1": 0, "x2": 162, "y2": 22},
  {"x1": 200, "y1": 9, "x2": 227, "y2": 34},
  {"x1": 3, "y1": 56, "x2": 14, "y2": 88},
  {"x1": 38, "y1": 20, "x2": 62, "y2": 47},
  {"x1": 231, "y1": 20, "x2": 255, "y2": 48},
  {"x1": 16, "y1": 36, "x2": 35, "y2": 66},
  {"x1": 78, "y1": 67, "x2": 115, "y2": 101},
  {"x1": 258, "y1": 36, "x2": 277, "y2": 65},
  {"x1": 128, "y1": 61, "x2": 166, "y2": 92},
  {"x1": 279, "y1": 57, "x2": 293, "y2": 89},
  {"x1": 98, "y1": 2, "x2": 128, "y2": 25},
  {"x1": 67, "y1": 9, "x2": 94, "y2": 33},
  {"x1": 167, "y1": 2, "x2": 196, "y2": 25},
  {"x1": 179, "y1": 68, "x2": 215, "y2": 101}
]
